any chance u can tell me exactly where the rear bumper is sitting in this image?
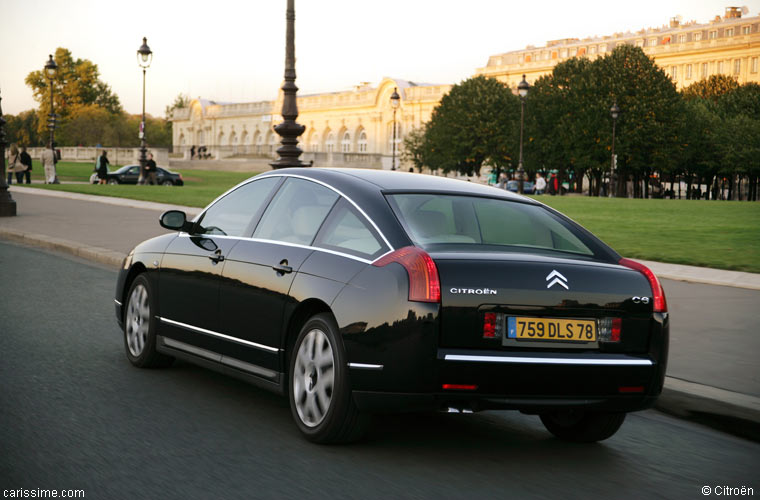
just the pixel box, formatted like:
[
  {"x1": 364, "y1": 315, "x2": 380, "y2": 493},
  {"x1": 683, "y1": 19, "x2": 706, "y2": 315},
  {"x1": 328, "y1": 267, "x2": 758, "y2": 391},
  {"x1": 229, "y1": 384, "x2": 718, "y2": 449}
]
[{"x1": 351, "y1": 347, "x2": 665, "y2": 414}]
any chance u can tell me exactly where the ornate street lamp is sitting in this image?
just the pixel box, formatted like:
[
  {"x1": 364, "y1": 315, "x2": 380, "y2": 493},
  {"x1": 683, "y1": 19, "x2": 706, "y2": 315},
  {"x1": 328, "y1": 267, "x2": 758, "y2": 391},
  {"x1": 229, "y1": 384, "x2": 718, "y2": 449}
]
[
  {"x1": 271, "y1": 0, "x2": 310, "y2": 169},
  {"x1": 609, "y1": 102, "x2": 620, "y2": 198},
  {"x1": 137, "y1": 37, "x2": 152, "y2": 178},
  {"x1": 45, "y1": 54, "x2": 58, "y2": 178},
  {"x1": 517, "y1": 74, "x2": 530, "y2": 194},
  {"x1": 390, "y1": 87, "x2": 400, "y2": 171},
  {"x1": 0, "y1": 89, "x2": 17, "y2": 216}
]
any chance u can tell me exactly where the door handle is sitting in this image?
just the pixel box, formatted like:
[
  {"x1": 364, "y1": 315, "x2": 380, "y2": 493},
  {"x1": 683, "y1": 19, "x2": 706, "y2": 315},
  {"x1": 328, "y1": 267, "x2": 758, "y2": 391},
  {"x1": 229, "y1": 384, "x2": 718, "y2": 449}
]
[
  {"x1": 209, "y1": 249, "x2": 225, "y2": 264},
  {"x1": 272, "y1": 259, "x2": 293, "y2": 274}
]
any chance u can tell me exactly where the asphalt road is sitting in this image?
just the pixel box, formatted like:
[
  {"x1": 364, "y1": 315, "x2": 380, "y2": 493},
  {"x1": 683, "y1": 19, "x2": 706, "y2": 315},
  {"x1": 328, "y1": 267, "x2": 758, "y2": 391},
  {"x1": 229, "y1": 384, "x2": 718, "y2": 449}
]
[{"x1": 1, "y1": 241, "x2": 758, "y2": 499}]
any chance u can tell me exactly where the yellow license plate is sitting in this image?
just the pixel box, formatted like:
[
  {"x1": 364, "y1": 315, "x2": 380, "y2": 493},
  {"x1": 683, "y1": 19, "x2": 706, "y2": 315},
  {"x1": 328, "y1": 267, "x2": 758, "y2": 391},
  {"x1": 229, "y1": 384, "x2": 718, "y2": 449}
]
[{"x1": 507, "y1": 317, "x2": 597, "y2": 342}]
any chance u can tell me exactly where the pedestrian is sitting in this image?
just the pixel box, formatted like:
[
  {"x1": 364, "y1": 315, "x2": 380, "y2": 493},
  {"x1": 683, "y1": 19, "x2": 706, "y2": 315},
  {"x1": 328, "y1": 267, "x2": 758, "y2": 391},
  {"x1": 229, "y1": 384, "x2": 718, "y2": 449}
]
[
  {"x1": 535, "y1": 173, "x2": 546, "y2": 195},
  {"x1": 498, "y1": 172, "x2": 507, "y2": 189},
  {"x1": 97, "y1": 150, "x2": 110, "y2": 185},
  {"x1": 19, "y1": 146, "x2": 32, "y2": 184},
  {"x1": 40, "y1": 142, "x2": 58, "y2": 184},
  {"x1": 6, "y1": 144, "x2": 20, "y2": 185},
  {"x1": 143, "y1": 152, "x2": 158, "y2": 185},
  {"x1": 552, "y1": 174, "x2": 559, "y2": 195},
  {"x1": 190, "y1": 145, "x2": 196, "y2": 160}
]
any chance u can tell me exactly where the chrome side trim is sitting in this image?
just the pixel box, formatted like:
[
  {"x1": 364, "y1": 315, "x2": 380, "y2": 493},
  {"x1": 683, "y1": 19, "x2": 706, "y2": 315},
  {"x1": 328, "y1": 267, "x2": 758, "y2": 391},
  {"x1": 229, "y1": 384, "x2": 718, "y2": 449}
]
[
  {"x1": 444, "y1": 354, "x2": 654, "y2": 366},
  {"x1": 157, "y1": 317, "x2": 280, "y2": 353},
  {"x1": 162, "y1": 337, "x2": 220, "y2": 361},
  {"x1": 114, "y1": 299, "x2": 122, "y2": 307},
  {"x1": 347, "y1": 363, "x2": 384, "y2": 370}
]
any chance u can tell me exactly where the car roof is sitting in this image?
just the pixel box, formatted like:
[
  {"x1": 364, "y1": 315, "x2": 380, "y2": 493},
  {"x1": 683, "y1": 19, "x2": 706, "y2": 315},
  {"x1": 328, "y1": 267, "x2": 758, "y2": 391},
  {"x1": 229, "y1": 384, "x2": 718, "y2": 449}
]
[{"x1": 259, "y1": 167, "x2": 532, "y2": 202}]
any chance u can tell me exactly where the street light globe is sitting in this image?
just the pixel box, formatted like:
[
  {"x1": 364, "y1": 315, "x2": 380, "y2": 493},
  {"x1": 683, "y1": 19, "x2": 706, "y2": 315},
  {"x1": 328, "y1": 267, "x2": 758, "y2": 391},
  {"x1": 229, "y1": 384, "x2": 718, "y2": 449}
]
[
  {"x1": 518, "y1": 74, "x2": 530, "y2": 98},
  {"x1": 390, "y1": 88, "x2": 400, "y2": 109},
  {"x1": 44, "y1": 54, "x2": 57, "y2": 79},
  {"x1": 610, "y1": 103, "x2": 620, "y2": 120},
  {"x1": 137, "y1": 37, "x2": 153, "y2": 68}
]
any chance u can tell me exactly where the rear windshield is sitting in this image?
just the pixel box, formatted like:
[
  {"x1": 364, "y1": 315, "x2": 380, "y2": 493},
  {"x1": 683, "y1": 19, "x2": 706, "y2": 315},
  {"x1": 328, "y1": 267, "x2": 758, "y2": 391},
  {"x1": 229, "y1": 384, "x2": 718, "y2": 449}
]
[{"x1": 387, "y1": 194, "x2": 595, "y2": 257}]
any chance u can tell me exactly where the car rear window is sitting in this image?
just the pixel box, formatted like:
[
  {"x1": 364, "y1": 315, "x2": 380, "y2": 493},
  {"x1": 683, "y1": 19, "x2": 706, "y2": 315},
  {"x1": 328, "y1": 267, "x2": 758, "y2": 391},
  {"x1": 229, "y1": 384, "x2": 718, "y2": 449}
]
[{"x1": 387, "y1": 194, "x2": 594, "y2": 256}]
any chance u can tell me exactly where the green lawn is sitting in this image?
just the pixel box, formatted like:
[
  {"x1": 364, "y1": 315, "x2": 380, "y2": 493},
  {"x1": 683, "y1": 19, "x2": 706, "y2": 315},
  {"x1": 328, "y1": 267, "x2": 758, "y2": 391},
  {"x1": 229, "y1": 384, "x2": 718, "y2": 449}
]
[
  {"x1": 22, "y1": 162, "x2": 256, "y2": 208},
  {"x1": 18, "y1": 168, "x2": 760, "y2": 272},
  {"x1": 534, "y1": 196, "x2": 760, "y2": 273}
]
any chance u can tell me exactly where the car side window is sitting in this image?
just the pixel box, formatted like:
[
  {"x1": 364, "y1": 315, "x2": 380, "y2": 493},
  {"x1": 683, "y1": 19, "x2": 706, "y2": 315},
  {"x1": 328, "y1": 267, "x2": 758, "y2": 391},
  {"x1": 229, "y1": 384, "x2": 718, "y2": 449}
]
[
  {"x1": 314, "y1": 200, "x2": 387, "y2": 259},
  {"x1": 127, "y1": 167, "x2": 139, "y2": 175},
  {"x1": 198, "y1": 177, "x2": 280, "y2": 237},
  {"x1": 254, "y1": 178, "x2": 339, "y2": 245}
]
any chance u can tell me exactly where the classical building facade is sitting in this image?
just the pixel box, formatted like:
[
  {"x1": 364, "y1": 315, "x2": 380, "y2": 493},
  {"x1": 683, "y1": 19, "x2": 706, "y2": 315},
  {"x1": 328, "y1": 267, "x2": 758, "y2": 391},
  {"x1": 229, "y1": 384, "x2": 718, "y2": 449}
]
[
  {"x1": 170, "y1": 78, "x2": 450, "y2": 169},
  {"x1": 476, "y1": 7, "x2": 760, "y2": 91},
  {"x1": 171, "y1": 7, "x2": 758, "y2": 169}
]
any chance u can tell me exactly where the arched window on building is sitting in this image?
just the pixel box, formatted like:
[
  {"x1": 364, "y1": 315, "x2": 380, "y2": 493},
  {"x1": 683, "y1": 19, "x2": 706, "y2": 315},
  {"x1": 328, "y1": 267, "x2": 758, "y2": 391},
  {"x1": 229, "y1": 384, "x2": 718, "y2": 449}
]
[
  {"x1": 310, "y1": 132, "x2": 320, "y2": 152},
  {"x1": 179, "y1": 134, "x2": 186, "y2": 146},
  {"x1": 218, "y1": 132, "x2": 225, "y2": 146},
  {"x1": 341, "y1": 132, "x2": 351, "y2": 153},
  {"x1": 388, "y1": 122, "x2": 402, "y2": 153},
  {"x1": 269, "y1": 133, "x2": 276, "y2": 154},
  {"x1": 255, "y1": 133, "x2": 263, "y2": 154},
  {"x1": 198, "y1": 130, "x2": 205, "y2": 146},
  {"x1": 357, "y1": 131, "x2": 368, "y2": 153},
  {"x1": 325, "y1": 132, "x2": 335, "y2": 153},
  {"x1": 229, "y1": 132, "x2": 237, "y2": 146}
]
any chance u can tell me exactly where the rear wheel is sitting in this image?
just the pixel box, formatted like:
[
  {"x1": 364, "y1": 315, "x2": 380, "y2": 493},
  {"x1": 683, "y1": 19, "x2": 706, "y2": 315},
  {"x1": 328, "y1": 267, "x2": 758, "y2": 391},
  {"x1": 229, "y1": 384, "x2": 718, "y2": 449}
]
[
  {"x1": 124, "y1": 275, "x2": 173, "y2": 368},
  {"x1": 161, "y1": 179, "x2": 173, "y2": 186},
  {"x1": 108, "y1": 178, "x2": 119, "y2": 185},
  {"x1": 288, "y1": 313, "x2": 368, "y2": 443},
  {"x1": 540, "y1": 410, "x2": 626, "y2": 442}
]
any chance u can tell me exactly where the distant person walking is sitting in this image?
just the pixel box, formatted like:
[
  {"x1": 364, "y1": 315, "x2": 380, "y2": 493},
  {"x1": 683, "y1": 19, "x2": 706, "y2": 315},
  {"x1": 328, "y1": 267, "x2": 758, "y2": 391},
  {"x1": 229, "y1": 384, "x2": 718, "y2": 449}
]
[
  {"x1": 19, "y1": 146, "x2": 32, "y2": 184},
  {"x1": 535, "y1": 173, "x2": 546, "y2": 195},
  {"x1": 6, "y1": 144, "x2": 20, "y2": 185},
  {"x1": 96, "y1": 150, "x2": 110, "y2": 184},
  {"x1": 142, "y1": 152, "x2": 158, "y2": 185},
  {"x1": 41, "y1": 142, "x2": 58, "y2": 184},
  {"x1": 190, "y1": 145, "x2": 196, "y2": 160}
]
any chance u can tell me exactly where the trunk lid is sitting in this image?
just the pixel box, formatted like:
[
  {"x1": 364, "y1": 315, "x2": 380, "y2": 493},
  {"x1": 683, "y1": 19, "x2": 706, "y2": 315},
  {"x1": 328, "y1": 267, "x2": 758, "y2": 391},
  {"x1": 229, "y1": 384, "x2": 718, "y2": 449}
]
[{"x1": 433, "y1": 251, "x2": 654, "y2": 353}]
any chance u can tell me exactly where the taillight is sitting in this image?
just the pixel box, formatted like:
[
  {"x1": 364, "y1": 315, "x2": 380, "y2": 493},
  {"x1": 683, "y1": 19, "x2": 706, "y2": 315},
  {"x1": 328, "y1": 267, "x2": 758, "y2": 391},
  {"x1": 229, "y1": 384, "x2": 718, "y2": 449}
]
[
  {"x1": 373, "y1": 246, "x2": 441, "y2": 303},
  {"x1": 619, "y1": 258, "x2": 667, "y2": 312},
  {"x1": 483, "y1": 312, "x2": 505, "y2": 339},
  {"x1": 599, "y1": 317, "x2": 622, "y2": 342}
]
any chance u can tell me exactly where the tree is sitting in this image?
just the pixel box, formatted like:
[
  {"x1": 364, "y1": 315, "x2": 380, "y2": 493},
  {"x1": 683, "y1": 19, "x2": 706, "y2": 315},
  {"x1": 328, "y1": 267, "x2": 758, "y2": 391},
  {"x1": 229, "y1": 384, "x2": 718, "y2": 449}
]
[
  {"x1": 401, "y1": 126, "x2": 428, "y2": 172},
  {"x1": 421, "y1": 76, "x2": 520, "y2": 176},
  {"x1": 3, "y1": 110, "x2": 40, "y2": 147},
  {"x1": 681, "y1": 75, "x2": 739, "y2": 102},
  {"x1": 25, "y1": 47, "x2": 122, "y2": 138},
  {"x1": 165, "y1": 93, "x2": 190, "y2": 119}
]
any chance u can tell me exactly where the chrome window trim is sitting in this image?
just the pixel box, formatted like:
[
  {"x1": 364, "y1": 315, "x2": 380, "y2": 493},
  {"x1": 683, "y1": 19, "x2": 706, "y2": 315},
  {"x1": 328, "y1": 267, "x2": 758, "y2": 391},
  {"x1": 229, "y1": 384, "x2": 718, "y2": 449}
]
[
  {"x1": 157, "y1": 316, "x2": 280, "y2": 353},
  {"x1": 444, "y1": 354, "x2": 653, "y2": 366},
  {"x1": 347, "y1": 363, "x2": 384, "y2": 370},
  {"x1": 176, "y1": 233, "x2": 384, "y2": 265},
  {"x1": 190, "y1": 172, "x2": 395, "y2": 253}
]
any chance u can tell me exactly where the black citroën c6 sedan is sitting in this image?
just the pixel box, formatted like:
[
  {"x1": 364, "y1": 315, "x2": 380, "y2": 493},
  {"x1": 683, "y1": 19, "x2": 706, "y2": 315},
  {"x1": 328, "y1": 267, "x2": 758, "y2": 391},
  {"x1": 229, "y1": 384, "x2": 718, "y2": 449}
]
[{"x1": 114, "y1": 168, "x2": 668, "y2": 444}]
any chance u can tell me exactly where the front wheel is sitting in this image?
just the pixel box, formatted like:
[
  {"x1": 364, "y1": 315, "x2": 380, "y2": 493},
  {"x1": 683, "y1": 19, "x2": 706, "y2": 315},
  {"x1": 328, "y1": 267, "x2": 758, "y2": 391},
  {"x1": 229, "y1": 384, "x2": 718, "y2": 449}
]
[
  {"x1": 108, "y1": 178, "x2": 119, "y2": 185},
  {"x1": 161, "y1": 179, "x2": 173, "y2": 186},
  {"x1": 288, "y1": 313, "x2": 369, "y2": 443},
  {"x1": 540, "y1": 410, "x2": 626, "y2": 442},
  {"x1": 124, "y1": 275, "x2": 173, "y2": 368}
]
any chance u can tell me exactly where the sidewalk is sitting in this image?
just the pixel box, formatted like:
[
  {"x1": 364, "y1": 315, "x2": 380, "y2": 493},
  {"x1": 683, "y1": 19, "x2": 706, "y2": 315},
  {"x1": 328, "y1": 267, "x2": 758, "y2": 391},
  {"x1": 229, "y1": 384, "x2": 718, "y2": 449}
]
[{"x1": 2, "y1": 186, "x2": 759, "y2": 440}]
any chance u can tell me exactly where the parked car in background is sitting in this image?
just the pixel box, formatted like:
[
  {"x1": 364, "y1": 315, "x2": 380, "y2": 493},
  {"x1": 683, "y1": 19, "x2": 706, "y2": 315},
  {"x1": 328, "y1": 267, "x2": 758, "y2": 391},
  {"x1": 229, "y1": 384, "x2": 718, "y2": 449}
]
[
  {"x1": 90, "y1": 165, "x2": 184, "y2": 186},
  {"x1": 506, "y1": 180, "x2": 535, "y2": 194}
]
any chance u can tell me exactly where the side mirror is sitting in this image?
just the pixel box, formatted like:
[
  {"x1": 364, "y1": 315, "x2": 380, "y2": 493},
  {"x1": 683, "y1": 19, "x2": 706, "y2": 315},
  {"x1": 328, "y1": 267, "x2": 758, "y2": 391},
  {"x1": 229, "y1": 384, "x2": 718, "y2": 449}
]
[{"x1": 160, "y1": 210, "x2": 194, "y2": 233}]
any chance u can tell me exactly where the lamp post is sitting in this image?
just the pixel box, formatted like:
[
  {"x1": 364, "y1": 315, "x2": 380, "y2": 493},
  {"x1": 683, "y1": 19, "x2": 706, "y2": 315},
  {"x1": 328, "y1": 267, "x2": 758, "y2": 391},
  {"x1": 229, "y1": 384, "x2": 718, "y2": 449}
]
[
  {"x1": 390, "y1": 87, "x2": 400, "y2": 171},
  {"x1": 271, "y1": 0, "x2": 310, "y2": 169},
  {"x1": 45, "y1": 54, "x2": 58, "y2": 181},
  {"x1": 517, "y1": 75, "x2": 530, "y2": 194},
  {"x1": 609, "y1": 102, "x2": 620, "y2": 198},
  {"x1": 0, "y1": 89, "x2": 17, "y2": 216},
  {"x1": 137, "y1": 37, "x2": 152, "y2": 179}
]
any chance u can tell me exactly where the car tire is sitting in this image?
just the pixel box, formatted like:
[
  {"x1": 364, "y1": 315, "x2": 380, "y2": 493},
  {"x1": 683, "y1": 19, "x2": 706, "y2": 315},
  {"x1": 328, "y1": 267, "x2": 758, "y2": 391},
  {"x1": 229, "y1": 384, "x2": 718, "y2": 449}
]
[
  {"x1": 288, "y1": 313, "x2": 369, "y2": 444},
  {"x1": 108, "y1": 179, "x2": 119, "y2": 185},
  {"x1": 123, "y1": 274, "x2": 174, "y2": 369},
  {"x1": 539, "y1": 410, "x2": 626, "y2": 442},
  {"x1": 161, "y1": 179, "x2": 173, "y2": 186}
]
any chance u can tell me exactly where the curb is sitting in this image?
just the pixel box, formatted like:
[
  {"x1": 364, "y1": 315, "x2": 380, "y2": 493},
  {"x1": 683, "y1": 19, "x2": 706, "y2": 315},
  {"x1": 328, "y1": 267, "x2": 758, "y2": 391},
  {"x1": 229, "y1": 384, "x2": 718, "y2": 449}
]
[
  {"x1": 657, "y1": 378, "x2": 760, "y2": 442},
  {"x1": 2, "y1": 226, "x2": 759, "y2": 442},
  {"x1": 0, "y1": 228, "x2": 126, "y2": 269}
]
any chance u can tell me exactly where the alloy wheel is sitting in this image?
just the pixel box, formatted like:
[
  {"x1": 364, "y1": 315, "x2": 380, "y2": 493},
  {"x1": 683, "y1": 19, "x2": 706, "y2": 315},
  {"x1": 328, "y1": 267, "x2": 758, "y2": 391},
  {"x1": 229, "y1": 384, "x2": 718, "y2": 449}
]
[
  {"x1": 126, "y1": 283, "x2": 150, "y2": 357},
  {"x1": 293, "y1": 328, "x2": 335, "y2": 427}
]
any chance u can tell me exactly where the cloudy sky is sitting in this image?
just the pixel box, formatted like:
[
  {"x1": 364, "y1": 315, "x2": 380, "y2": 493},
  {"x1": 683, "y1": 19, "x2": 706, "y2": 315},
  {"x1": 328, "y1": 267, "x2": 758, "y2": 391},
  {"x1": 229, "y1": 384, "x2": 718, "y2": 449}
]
[{"x1": 1, "y1": 0, "x2": 757, "y2": 117}]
